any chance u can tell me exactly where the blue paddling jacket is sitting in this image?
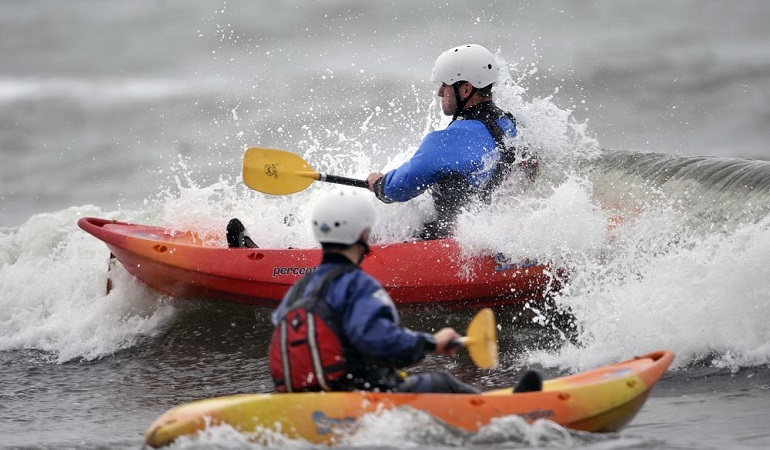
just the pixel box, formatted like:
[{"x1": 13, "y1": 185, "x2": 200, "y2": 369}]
[
  {"x1": 372, "y1": 101, "x2": 519, "y2": 239},
  {"x1": 271, "y1": 253, "x2": 437, "y2": 391}
]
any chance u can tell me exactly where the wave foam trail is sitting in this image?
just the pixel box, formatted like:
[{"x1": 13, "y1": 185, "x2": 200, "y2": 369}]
[
  {"x1": 343, "y1": 407, "x2": 600, "y2": 448},
  {"x1": 342, "y1": 407, "x2": 468, "y2": 447},
  {"x1": 538, "y1": 212, "x2": 770, "y2": 372},
  {"x1": 0, "y1": 207, "x2": 177, "y2": 363},
  {"x1": 515, "y1": 176, "x2": 770, "y2": 372}
]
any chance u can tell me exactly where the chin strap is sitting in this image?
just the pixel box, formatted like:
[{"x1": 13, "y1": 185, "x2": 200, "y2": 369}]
[
  {"x1": 452, "y1": 82, "x2": 477, "y2": 120},
  {"x1": 356, "y1": 239, "x2": 371, "y2": 265}
]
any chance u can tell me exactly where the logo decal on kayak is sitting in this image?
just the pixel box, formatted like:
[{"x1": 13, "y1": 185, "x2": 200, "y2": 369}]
[
  {"x1": 273, "y1": 266, "x2": 318, "y2": 277},
  {"x1": 312, "y1": 411, "x2": 356, "y2": 435},
  {"x1": 265, "y1": 163, "x2": 278, "y2": 179},
  {"x1": 603, "y1": 368, "x2": 633, "y2": 378},
  {"x1": 494, "y1": 253, "x2": 539, "y2": 272},
  {"x1": 519, "y1": 408, "x2": 555, "y2": 421}
]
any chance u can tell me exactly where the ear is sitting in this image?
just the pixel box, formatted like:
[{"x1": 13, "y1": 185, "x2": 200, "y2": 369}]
[
  {"x1": 460, "y1": 82, "x2": 474, "y2": 99},
  {"x1": 360, "y1": 228, "x2": 371, "y2": 243}
]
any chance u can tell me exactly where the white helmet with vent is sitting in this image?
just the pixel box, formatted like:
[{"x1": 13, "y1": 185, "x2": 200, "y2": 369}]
[
  {"x1": 311, "y1": 190, "x2": 376, "y2": 245},
  {"x1": 431, "y1": 44, "x2": 499, "y2": 88}
]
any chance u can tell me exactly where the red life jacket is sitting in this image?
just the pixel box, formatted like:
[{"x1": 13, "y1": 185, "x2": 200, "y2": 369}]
[{"x1": 269, "y1": 264, "x2": 358, "y2": 393}]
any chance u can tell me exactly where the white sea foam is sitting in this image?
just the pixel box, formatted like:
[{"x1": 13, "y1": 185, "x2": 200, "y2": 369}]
[{"x1": 0, "y1": 206, "x2": 176, "y2": 362}]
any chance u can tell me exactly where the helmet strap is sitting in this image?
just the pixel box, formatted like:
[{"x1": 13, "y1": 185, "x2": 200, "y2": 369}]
[
  {"x1": 356, "y1": 239, "x2": 371, "y2": 264},
  {"x1": 452, "y1": 82, "x2": 477, "y2": 120}
]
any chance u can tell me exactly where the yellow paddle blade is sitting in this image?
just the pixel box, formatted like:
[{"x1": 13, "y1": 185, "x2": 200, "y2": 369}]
[
  {"x1": 242, "y1": 147, "x2": 320, "y2": 195},
  {"x1": 464, "y1": 308, "x2": 499, "y2": 369}
]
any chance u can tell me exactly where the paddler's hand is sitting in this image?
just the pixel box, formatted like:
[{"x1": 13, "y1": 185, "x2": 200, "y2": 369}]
[
  {"x1": 366, "y1": 172, "x2": 384, "y2": 191},
  {"x1": 433, "y1": 327, "x2": 462, "y2": 356},
  {"x1": 367, "y1": 172, "x2": 393, "y2": 204}
]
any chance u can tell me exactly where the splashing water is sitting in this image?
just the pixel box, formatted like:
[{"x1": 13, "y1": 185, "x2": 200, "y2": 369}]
[
  {"x1": 0, "y1": 207, "x2": 176, "y2": 363},
  {"x1": 2, "y1": 50, "x2": 769, "y2": 374}
]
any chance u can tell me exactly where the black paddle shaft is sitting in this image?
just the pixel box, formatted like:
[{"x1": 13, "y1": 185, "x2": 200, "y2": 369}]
[{"x1": 319, "y1": 173, "x2": 370, "y2": 190}]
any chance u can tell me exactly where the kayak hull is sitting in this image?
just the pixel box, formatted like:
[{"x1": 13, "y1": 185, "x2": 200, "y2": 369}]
[
  {"x1": 78, "y1": 217, "x2": 560, "y2": 307},
  {"x1": 145, "y1": 350, "x2": 674, "y2": 447}
]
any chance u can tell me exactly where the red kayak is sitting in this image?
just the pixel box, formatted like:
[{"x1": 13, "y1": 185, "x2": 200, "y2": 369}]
[{"x1": 78, "y1": 217, "x2": 560, "y2": 307}]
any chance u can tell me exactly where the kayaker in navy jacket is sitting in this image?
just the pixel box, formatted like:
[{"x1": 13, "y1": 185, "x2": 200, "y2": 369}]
[
  {"x1": 367, "y1": 44, "x2": 536, "y2": 240},
  {"x1": 269, "y1": 190, "x2": 480, "y2": 394}
]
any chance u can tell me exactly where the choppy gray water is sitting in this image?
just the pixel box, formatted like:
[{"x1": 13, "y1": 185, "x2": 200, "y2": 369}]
[{"x1": 2, "y1": 1, "x2": 770, "y2": 449}]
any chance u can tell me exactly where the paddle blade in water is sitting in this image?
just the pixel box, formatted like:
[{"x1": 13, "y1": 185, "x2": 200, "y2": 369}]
[
  {"x1": 465, "y1": 308, "x2": 499, "y2": 369},
  {"x1": 242, "y1": 147, "x2": 320, "y2": 195}
]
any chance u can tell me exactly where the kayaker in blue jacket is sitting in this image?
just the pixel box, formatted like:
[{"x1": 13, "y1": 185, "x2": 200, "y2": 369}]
[
  {"x1": 366, "y1": 44, "x2": 536, "y2": 240},
  {"x1": 269, "y1": 190, "x2": 480, "y2": 393}
]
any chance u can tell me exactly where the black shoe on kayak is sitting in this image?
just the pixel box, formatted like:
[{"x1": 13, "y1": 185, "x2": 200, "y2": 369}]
[
  {"x1": 226, "y1": 218, "x2": 259, "y2": 248},
  {"x1": 513, "y1": 370, "x2": 543, "y2": 393}
]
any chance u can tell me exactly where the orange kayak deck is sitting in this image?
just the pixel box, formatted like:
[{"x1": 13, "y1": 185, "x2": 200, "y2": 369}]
[
  {"x1": 145, "y1": 350, "x2": 674, "y2": 447},
  {"x1": 78, "y1": 217, "x2": 561, "y2": 307}
]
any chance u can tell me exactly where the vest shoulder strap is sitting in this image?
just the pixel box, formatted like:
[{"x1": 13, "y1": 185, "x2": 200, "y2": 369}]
[
  {"x1": 285, "y1": 263, "x2": 359, "y2": 309},
  {"x1": 458, "y1": 102, "x2": 516, "y2": 151},
  {"x1": 457, "y1": 102, "x2": 520, "y2": 202}
]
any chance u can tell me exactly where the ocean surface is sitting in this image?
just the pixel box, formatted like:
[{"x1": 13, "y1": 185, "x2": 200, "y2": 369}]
[{"x1": 2, "y1": 1, "x2": 770, "y2": 449}]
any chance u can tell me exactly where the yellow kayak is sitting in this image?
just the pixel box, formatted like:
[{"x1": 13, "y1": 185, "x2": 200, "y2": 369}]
[{"x1": 145, "y1": 350, "x2": 674, "y2": 447}]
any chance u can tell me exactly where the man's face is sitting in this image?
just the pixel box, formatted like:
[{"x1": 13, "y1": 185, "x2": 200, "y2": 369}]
[
  {"x1": 437, "y1": 83, "x2": 457, "y2": 116},
  {"x1": 437, "y1": 82, "x2": 472, "y2": 116}
]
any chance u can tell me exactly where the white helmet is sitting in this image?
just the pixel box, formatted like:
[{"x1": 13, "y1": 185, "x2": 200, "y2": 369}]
[
  {"x1": 311, "y1": 190, "x2": 376, "y2": 245},
  {"x1": 431, "y1": 44, "x2": 499, "y2": 88}
]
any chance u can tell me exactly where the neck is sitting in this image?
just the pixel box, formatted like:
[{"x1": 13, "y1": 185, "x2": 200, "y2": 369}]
[
  {"x1": 453, "y1": 94, "x2": 493, "y2": 119},
  {"x1": 322, "y1": 247, "x2": 363, "y2": 265},
  {"x1": 454, "y1": 99, "x2": 497, "y2": 121},
  {"x1": 463, "y1": 96, "x2": 492, "y2": 110}
]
